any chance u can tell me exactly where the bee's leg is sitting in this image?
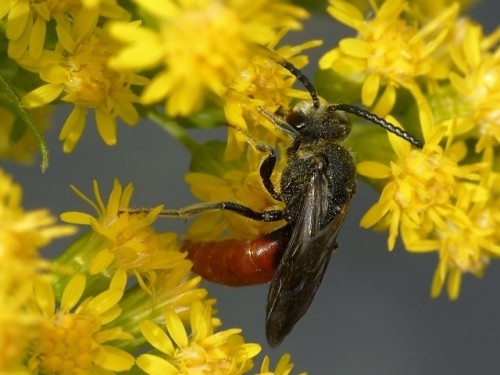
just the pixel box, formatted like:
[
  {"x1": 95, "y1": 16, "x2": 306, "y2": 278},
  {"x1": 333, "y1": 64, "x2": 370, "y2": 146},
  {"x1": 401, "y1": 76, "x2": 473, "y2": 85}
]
[
  {"x1": 226, "y1": 124, "x2": 282, "y2": 201},
  {"x1": 257, "y1": 106, "x2": 299, "y2": 138},
  {"x1": 126, "y1": 202, "x2": 285, "y2": 222},
  {"x1": 254, "y1": 142, "x2": 281, "y2": 201},
  {"x1": 257, "y1": 106, "x2": 301, "y2": 153}
]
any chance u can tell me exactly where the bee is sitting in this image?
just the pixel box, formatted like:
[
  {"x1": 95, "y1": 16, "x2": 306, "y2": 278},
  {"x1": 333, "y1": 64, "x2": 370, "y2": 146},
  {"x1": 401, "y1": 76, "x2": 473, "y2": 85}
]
[{"x1": 129, "y1": 56, "x2": 423, "y2": 346}]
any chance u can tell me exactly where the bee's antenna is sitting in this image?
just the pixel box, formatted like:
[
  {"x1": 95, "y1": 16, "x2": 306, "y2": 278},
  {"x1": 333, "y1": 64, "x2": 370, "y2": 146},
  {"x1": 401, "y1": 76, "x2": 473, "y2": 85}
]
[
  {"x1": 330, "y1": 104, "x2": 423, "y2": 148},
  {"x1": 260, "y1": 47, "x2": 320, "y2": 109},
  {"x1": 259, "y1": 47, "x2": 422, "y2": 148},
  {"x1": 276, "y1": 59, "x2": 321, "y2": 110}
]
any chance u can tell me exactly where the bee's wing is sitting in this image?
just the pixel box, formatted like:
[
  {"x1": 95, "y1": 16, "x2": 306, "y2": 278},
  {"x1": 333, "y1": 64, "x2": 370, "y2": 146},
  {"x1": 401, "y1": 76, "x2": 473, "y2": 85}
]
[{"x1": 265, "y1": 166, "x2": 351, "y2": 347}]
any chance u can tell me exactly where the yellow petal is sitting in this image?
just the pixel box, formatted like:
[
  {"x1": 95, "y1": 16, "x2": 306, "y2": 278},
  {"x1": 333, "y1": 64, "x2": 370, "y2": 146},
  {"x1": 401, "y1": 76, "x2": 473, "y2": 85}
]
[
  {"x1": 22, "y1": 84, "x2": 64, "y2": 108},
  {"x1": 387, "y1": 124, "x2": 411, "y2": 160},
  {"x1": 327, "y1": 1, "x2": 364, "y2": 29},
  {"x1": 116, "y1": 101, "x2": 139, "y2": 125},
  {"x1": 447, "y1": 269, "x2": 462, "y2": 301},
  {"x1": 140, "y1": 71, "x2": 172, "y2": 104},
  {"x1": 165, "y1": 308, "x2": 188, "y2": 348},
  {"x1": 40, "y1": 64, "x2": 69, "y2": 83},
  {"x1": 318, "y1": 49, "x2": 340, "y2": 69},
  {"x1": 89, "y1": 248, "x2": 115, "y2": 274},
  {"x1": 387, "y1": 207, "x2": 401, "y2": 251},
  {"x1": 6, "y1": 0, "x2": 30, "y2": 40},
  {"x1": 95, "y1": 107, "x2": 117, "y2": 146},
  {"x1": 107, "y1": 21, "x2": 155, "y2": 43},
  {"x1": 136, "y1": 354, "x2": 178, "y2": 375},
  {"x1": 100, "y1": 305, "x2": 123, "y2": 325},
  {"x1": 60, "y1": 211, "x2": 94, "y2": 224},
  {"x1": 94, "y1": 345, "x2": 135, "y2": 371},
  {"x1": 87, "y1": 289, "x2": 123, "y2": 314},
  {"x1": 373, "y1": 84, "x2": 396, "y2": 117},
  {"x1": 430, "y1": 266, "x2": 445, "y2": 298},
  {"x1": 29, "y1": 16, "x2": 46, "y2": 59},
  {"x1": 405, "y1": 239, "x2": 440, "y2": 252},
  {"x1": 55, "y1": 23, "x2": 75, "y2": 53},
  {"x1": 361, "y1": 73, "x2": 380, "y2": 107},
  {"x1": 34, "y1": 280, "x2": 55, "y2": 317},
  {"x1": 134, "y1": 0, "x2": 179, "y2": 19},
  {"x1": 73, "y1": 5, "x2": 99, "y2": 42},
  {"x1": 110, "y1": 269, "x2": 127, "y2": 291},
  {"x1": 109, "y1": 40, "x2": 165, "y2": 70},
  {"x1": 61, "y1": 273, "x2": 86, "y2": 312},
  {"x1": 463, "y1": 24, "x2": 481, "y2": 69},
  {"x1": 140, "y1": 320, "x2": 175, "y2": 355},
  {"x1": 59, "y1": 106, "x2": 87, "y2": 153},
  {"x1": 360, "y1": 201, "x2": 389, "y2": 228},
  {"x1": 339, "y1": 38, "x2": 371, "y2": 58},
  {"x1": 356, "y1": 161, "x2": 391, "y2": 179},
  {"x1": 7, "y1": 18, "x2": 31, "y2": 59}
]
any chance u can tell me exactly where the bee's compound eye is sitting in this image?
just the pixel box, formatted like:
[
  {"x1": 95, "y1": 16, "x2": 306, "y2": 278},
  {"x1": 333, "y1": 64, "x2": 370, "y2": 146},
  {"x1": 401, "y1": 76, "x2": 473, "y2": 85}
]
[{"x1": 287, "y1": 110, "x2": 308, "y2": 130}]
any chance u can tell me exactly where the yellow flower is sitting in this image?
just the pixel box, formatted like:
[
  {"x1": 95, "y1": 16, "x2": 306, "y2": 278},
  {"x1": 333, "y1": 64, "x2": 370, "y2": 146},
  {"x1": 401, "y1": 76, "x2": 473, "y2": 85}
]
[
  {"x1": 28, "y1": 272, "x2": 135, "y2": 374},
  {"x1": 57, "y1": 180, "x2": 212, "y2": 357},
  {"x1": 185, "y1": 145, "x2": 285, "y2": 242},
  {"x1": 320, "y1": 0, "x2": 458, "y2": 138},
  {"x1": 61, "y1": 180, "x2": 191, "y2": 295},
  {"x1": 136, "y1": 300, "x2": 261, "y2": 374},
  {"x1": 0, "y1": 106, "x2": 52, "y2": 164},
  {"x1": 257, "y1": 353, "x2": 306, "y2": 375},
  {"x1": 347, "y1": 0, "x2": 477, "y2": 18},
  {"x1": 410, "y1": 0, "x2": 478, "y2": 19},
  {"x1": 448, "y1": 20, "x2": 500, "y2": 152},
  {"x1": 224, "y1": 38, "x2": 322, "y2": 158},
  {"x1": 0, "y1": 259, "x2": 41, "y2": 374},
  {"x1": 183, "y1": 39, "x2": 322, "y2": 243},
  {"x1": 108, "y1": 0, "x2": 308, "y2": 116},
  {"x1": 429, "y1": 187, "x2": 500, "y2": 300},
  {"x1": 115, "y1": 272, "x2": 210, "y2": 347},
  {"x1": 357, "y1": 117, "x2": 499, "y2": 298},
  {"x1": 358, "y1": 125, "x2": 485, "y2": 251},
  {"x1": 0, "y1": 168, "x2": 76, "y2": 261},
  {"x1": 19, "y1": 7, "x2": 147, "y2": 153},
  {"x1": 0, "y1": 168, "x2": 75, "y2": 372},
  {"x1": 421, "y1": 153, "x2": 500, "y2": 300},
  {"x1": 0, "y1": 0, "x2": 129, "y2": 61},
  {"x1": 324, "y1": 2, "x2": 500, "y2": 300}
]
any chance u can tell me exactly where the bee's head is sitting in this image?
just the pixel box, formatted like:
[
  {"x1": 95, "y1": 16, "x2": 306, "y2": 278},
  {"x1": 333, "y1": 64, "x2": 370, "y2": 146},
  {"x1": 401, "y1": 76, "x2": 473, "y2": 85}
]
[{"x1": 286, "y1": 101, "x2": 352, "y2": 143}]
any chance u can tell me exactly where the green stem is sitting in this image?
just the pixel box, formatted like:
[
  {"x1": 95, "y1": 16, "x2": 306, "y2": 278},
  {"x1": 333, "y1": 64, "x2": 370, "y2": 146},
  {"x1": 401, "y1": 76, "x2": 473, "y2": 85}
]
[
  {"x1": 0, "y1": 73, "x2": 49, "y2": 171},
  {"x1": 142, "y1": 107, "x2": 199, "y2": 152}
]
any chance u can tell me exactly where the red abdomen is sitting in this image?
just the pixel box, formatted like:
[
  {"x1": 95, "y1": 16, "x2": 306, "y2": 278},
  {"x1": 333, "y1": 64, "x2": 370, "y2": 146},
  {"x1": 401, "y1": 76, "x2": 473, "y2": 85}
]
[{"x1": 183, "y1": 225, "x2": 291, "y2": 286}]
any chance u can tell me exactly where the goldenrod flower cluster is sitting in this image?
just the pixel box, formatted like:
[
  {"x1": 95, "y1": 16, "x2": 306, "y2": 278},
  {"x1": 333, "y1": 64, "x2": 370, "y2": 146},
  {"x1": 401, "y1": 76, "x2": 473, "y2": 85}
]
[
  {"x1": 1, "y1": 0, "x2": 499, "y2": 373},
  {"x1": 320, "y1": 0, "x2": 499, "y2": 299},
  {"x1": 1, "y1": 0, "x2": 310, "y2": 373},
  {"x1": 0, "y1": 173, "x2": 303, "y2": 374}
]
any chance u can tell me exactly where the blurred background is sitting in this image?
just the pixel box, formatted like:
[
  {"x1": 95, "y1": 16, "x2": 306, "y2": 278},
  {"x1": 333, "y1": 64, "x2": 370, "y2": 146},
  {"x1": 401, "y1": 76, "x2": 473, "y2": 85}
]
[{"x1": 3, "y1": 1, "x2": 500, "y2": 374}]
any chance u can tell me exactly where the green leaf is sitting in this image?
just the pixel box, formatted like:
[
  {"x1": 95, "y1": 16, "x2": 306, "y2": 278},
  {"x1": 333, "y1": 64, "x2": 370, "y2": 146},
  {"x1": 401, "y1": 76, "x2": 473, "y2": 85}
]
[
  {"x1": 346, "y1": 122, "x2": 395, "y2": 165},
  {"x1": 189, "y1": 140, "x2": 246, "y2": 176},
  {"x1": 176, "y1": 106, "x2": 225, "y2": 129},
  {"x1": 315, "y1": 68, "x2": 362, "y2": 104},
  {"x1": 0, "y1": 73, "x2": 49, "y2": 171}
]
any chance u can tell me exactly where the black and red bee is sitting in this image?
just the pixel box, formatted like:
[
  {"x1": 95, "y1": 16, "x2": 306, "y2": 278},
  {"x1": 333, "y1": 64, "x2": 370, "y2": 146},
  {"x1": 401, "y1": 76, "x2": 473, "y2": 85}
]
[{"x1": 130, "y1": 56, "x2": 423, "y2": 346}]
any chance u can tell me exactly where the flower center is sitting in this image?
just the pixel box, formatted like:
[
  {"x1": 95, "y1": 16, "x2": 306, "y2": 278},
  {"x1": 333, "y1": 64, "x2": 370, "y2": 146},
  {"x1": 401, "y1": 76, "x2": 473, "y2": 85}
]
[
  {"x1": 33, "y1": 312, "x2": 99, "y2": 374},
  {"x1": 165, "y1": 3, "x2": 246, "y2": 94},
  {"x1": 394, "y1": 151, "x2": 452, "y2": 209},
  {"x1": 367, "y1": 20, "x2": 422, "y2": 82},
  {"x1": 177, "y1": 344, "x2": 233, "y2": 374}
]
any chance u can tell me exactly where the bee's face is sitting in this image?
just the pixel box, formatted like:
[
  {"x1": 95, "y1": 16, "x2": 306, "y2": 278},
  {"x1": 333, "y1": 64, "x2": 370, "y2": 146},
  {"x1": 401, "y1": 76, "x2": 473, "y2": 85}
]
[{"x1": 286, "y1": 101, "x2": 352, "y2": 143}]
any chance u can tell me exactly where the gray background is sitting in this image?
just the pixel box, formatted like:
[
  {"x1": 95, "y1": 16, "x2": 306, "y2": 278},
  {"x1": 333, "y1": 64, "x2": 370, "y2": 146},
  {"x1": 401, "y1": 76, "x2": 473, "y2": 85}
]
[{"x1": 3, "y1": 1, "x2": 500, "y2": 373}]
